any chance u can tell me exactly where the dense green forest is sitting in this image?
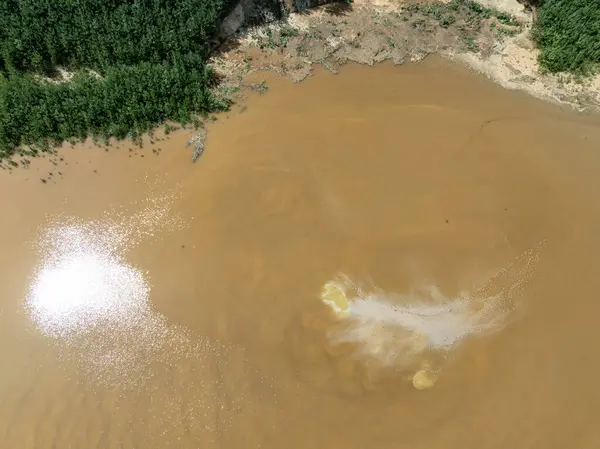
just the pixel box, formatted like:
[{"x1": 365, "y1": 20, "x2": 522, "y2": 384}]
[
  {"x1": 533, "y1": 0, "x2": 600, "y2": 74},
  {"x1": 0, "y1": 0, "x2": 245, "y2": 158}
]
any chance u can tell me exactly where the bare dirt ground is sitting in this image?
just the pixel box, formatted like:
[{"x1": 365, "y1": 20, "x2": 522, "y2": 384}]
[{"x1": 210, "y1": 0, "x2": 600, "y2": 113}]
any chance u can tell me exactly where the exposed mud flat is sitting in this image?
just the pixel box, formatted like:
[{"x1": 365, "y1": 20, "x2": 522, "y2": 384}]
[{"x1": 211, "y1": 0, "x2": 600, "y2": 112}]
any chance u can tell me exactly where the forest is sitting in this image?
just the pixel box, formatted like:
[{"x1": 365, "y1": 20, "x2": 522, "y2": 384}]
[
  {"x1": 0, "y1": 0, "x2": 240, "y2": 158},
  {"x1": 532, "y1": 0, "x2": 600, "y2": 74}
]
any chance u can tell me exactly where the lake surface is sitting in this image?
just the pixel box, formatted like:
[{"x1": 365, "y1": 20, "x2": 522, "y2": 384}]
[{"x1": 1, "y1": 57, "x2": 600, "y2": 449}]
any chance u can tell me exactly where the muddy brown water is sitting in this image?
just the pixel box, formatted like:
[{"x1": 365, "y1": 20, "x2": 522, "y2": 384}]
[{"x1": 2, "y1": 57, "x2": 600, "y2": 449}]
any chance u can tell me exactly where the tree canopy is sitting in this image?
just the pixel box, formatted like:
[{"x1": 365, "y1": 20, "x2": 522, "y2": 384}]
[
  {"x1": 0, "y1": 0, "x2": 238, "y2": 158},
  {"x1": 533, "y1": 0, "x2": 600, "y2": 74}
]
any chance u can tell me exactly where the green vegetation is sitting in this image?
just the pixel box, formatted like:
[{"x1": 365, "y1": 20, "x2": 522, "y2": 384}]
[
  {"x1": 402, "y1": 0, "x2": 521, "y2": 50},
  {"x1": 461, "y1": 0, "x2": 519, "y2": 26},
  {"x1": 405, "y1": 0, "x2": 519, "y2": 27},
  {"x1": 0, "y1": 0, "x2": 245, "y2": 159},
  {"x1": 0, "y1": 56, "x2": 228, "y2": 158},
  {"x1": 406, "y1": 0, "x2": 599, "y2": 75},
  {"x1": 532, "y1": 0, "x2": 600, "y2": 74},
  {"x1": 0, "y1": 0, "x2": 230, "y2": 75},
  {"x1": 255, "y1": 25, "x2": 300, "y2": 50},
  {"x1": 462, "y1": 36, "x2": 479, "y2": 52}
]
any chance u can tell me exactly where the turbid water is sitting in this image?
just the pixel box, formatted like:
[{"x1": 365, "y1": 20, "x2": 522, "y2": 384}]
[{"x1": 2, "y1": 57, "x2": 600, "y2": 449}]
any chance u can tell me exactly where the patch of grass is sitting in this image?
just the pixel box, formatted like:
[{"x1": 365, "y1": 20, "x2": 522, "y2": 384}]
[
  {"x1": 406, "y1": 0, "x2": 519, "y2": 26},
  {"x1": 411, "y1": 18, "x2": 428, "y2": 31},
  {"x1": 404, "y1": 0, "x2": 520, "y2": 50},
  {"x1": 440, "y1": 15, "x2": 456, "y2": 29},
  {"x1": 280, "y1": 26, "x2": 300, "y2": 38},
  {"x1": 260, "y1": 28, "x2": 279, "y2": 49},
  {"x1": 462, "y1": 36, "x2": 479, "y2": 52},
  {"x1": 418, "y1": 4, "x2": 444, "y2": 20},
  {"x1": 258, "y1": 26, "x2": 300, "y2": 49},
  {"x1": 461, "y1": 0, "x2": 520, "y2": 25},
  {"x1": 407, "y1": 0, "x2": 520, "y2": 29},
  {"x1": 497, "y1": 27, "x2": 520, "y2": 38},
  {"x1": 533, "y1": 0, "x2": 600, "y2": 74}
]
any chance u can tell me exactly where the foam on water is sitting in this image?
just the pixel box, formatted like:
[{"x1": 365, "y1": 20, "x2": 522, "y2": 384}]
[
  {"x1": 324, "y1": 245, "x2": 541, "y2": 371},
  {"x1": 347, "y1": 288, "x2": 509, "y2": 350}
]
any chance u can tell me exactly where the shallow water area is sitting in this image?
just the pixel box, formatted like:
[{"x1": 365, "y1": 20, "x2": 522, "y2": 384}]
[{"x1": 2, "y1": 57, "x2": 600, "y2": 448}]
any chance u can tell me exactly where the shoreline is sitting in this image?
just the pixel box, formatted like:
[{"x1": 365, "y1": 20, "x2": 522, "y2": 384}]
[
  {"x1": 2, "y1": 0, "x2": 599, "y2": 170},
  {"x1": 211, "y1": 0, "x2": 600, "y2": 115}
]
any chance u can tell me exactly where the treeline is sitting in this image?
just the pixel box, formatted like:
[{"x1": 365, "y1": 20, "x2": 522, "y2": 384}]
[
  {"x1": 533, "y1": 0, "x2": 600, "y2": 74},
  {"x1": 0, "y1": 0, "x2": 241, "y2": 158},
  {"x1": 0, "y1": 56, "x2": 229, "y2": 156}
]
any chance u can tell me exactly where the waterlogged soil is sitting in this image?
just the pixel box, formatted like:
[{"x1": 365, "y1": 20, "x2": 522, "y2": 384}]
[
  {"x1": 2, "y1": 58, "x2": 600, "y2": 449},
  {"x1": 212, "y1": 0, "x2": 600, "y2": 112},
  {"x1": 215, "y1": 0, "x2": 520, "y2": 82}
]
